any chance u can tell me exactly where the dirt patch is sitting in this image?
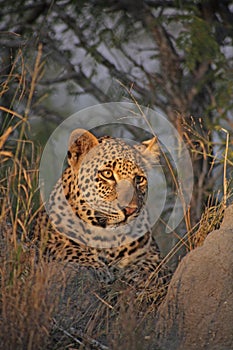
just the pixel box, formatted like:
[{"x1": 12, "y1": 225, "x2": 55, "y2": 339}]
[{"x1": 154, "y1": 204, "x2": 233, "y2": 350}]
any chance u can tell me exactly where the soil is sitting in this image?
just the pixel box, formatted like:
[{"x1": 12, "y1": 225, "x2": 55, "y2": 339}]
[{"x1": 153, "y1": 204, "x2": 233, "y2": 350}]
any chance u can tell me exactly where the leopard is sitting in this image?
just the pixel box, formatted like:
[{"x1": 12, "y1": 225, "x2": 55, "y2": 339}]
[{"x1": 33, "y1": 128, "x2": 171, "y2": 297}]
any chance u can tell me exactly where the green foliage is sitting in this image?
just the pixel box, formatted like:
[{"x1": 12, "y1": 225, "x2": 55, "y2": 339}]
[{"x1": 177, "y1": 17, "x2": 224, "y2": 71}]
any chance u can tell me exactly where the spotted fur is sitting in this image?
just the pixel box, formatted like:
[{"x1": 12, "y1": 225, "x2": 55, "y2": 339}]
[{"x1": 33, "y1": 129, "x2": 171, "y2": 290}]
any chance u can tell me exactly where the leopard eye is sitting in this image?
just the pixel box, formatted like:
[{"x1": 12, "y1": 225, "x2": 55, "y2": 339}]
[
  {"x1": 135, "y1": 175, "x2": 147, "y2": 186},
  {"x1": 99, "y1": 169, "x2": 114, "y2": 180}
]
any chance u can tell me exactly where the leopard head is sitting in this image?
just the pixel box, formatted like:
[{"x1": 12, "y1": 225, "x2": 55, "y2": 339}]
[
  {"x1": 66, "y1": 129, "x2": 159, "y2": 227},
  {"x1": 49, "y1": 128, "x2": 160, "y2": 248}
]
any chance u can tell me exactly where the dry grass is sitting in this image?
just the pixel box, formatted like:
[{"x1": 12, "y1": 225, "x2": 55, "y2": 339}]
[
  {"x1": 0, "y1": 121, "x2": 61, "y2": 349},
  {"x1": 0, "y1": 232, "x2": 65, "y2": 350},
  {"x1": 0, "y1": 46, "x2": 61, "y2": 349},
  {"x1": 192, "y1": 194, "x2": 226, "y2": 248}
]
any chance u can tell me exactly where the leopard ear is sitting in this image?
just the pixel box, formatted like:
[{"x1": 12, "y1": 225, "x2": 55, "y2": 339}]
[
  {"x1": 135, "y1": 136, "x2": 160, "y2": 168},
  {"x1": 67, "y1": 129, "x2": 99, "y2": 168},
  {"x1": 142, "y1": 136, "x2": 159, "y2": 155}
]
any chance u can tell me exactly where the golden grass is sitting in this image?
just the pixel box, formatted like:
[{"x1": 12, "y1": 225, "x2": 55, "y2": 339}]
[
  {"x1": 0, "y1": 122, "x2": 59, "y2": 349},
  {"x1": 0, "y1": 234, "x2": 64, "y2": 350},
  {"x1": 192, "y1": 194, "x2": 226, "y2": 248}
]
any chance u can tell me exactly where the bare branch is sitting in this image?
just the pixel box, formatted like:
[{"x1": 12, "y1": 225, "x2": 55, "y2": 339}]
[{"x1": 42, "y1": 35, "x2": 111, "y2": 103}]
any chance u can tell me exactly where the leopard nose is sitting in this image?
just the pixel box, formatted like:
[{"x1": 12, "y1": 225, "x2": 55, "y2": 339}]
[
  {"x1": 116, "y1": 179, "x2": 139, "y2": 216},
  {"x1": 124, "y1": 206, "x2": 137, "y2": 216},
  {"x1": 116, "y1": 179, "x2": 134, "y2": 207}
]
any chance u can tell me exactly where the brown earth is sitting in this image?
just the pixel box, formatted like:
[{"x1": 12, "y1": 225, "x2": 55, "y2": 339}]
[{"x1": 153, "y1": 204, "x2": 233, "y2": 350}]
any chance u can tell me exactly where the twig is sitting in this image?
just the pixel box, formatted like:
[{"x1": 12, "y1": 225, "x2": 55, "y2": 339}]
[
  {"x1": 93, "y1": 291, "x2": 114, "y2": 309},
  {"x1": 221, "y1": 128, "x2": 229, "y2": 208},
  {"x1": 52, "y1": 318, "x2": 84, "y2": 346},
  {"x1": 72, "y1": 329, "x2": 110, "y2": 350},
  {"x1": 52, "y1": 318, "x2": 110, "y2": 350},
  {"x1": 25, "y1": 42, "x2": 43, "y2": 118}
]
